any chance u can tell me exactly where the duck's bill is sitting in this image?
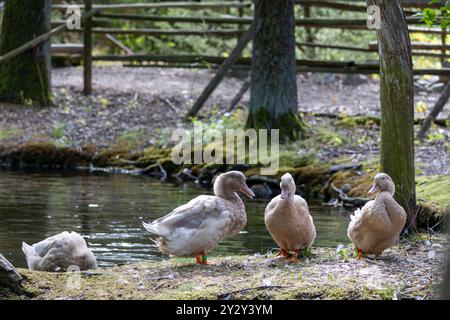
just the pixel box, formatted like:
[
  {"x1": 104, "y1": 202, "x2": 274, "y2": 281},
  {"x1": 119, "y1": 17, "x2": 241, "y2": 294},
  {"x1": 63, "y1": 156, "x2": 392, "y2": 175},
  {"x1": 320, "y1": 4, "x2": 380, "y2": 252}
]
[
  {"x1": 368, "y1": 184, "x2": 379, "y2": 194},
  {"x1": 240, "y1": 185, "x2": 255, "y2": 199},
  {"x1": 280, "y1": 188, "x2": 289, "y2": 200}
]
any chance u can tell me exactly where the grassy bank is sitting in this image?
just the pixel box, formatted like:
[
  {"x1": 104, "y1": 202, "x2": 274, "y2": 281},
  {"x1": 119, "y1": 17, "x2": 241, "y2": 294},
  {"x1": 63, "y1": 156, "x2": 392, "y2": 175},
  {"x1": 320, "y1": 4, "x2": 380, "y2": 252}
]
[{"x1": 5, "y1": 234, "x2": 446, "y2": 300}]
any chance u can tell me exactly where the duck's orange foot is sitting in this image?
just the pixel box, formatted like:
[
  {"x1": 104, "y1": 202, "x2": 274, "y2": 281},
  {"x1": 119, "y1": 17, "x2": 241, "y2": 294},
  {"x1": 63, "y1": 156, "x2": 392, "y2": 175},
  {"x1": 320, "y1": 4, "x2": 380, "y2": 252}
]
[
  {"x1": 276, "y1": 249, "x2": 290, "y2": 259},
  {"x1": 196, "y1": 255, "x2": 214, "y2": 265},
  {"x1": 286, "y1": 249, "x2": 301, "y2": 262},
  {"x1": 355, "y1": 248, "x2": 364, "y2": 259}
]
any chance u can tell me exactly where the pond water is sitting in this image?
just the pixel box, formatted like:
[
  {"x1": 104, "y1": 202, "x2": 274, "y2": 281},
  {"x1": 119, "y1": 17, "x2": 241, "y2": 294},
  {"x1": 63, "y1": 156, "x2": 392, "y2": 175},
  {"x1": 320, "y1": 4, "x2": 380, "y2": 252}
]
[{"x1": 0, "y1": 169, "x2": 352, "y2": 268}]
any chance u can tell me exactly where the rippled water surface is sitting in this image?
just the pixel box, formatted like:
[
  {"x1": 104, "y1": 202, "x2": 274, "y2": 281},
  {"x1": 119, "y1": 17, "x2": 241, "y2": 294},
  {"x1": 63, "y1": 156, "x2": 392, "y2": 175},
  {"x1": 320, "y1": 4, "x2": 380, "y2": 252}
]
[{"x1": 0, "y1": 169, "x2": 352, "y2": 268}]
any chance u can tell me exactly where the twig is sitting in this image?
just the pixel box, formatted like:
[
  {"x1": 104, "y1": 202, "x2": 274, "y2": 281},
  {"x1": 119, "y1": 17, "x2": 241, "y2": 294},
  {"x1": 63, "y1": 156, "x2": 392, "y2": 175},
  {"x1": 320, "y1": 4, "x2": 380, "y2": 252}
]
[
  {"x1": 330, "y1": 182, "x2": 371, "y2": 207},
  {"x1": 217, "y1": 285, "x2": 288, "y2": 299}
]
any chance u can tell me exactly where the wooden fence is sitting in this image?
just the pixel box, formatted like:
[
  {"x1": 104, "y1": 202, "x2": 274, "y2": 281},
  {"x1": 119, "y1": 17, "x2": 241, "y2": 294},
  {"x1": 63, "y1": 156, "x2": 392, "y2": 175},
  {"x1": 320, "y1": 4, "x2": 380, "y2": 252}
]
[
  {"x1": 46, "y1": 0, "x2": 450, "y2": 86},
  {"x1": 0, "y1": 0, "x2": 447, "y2": 132},
  {"x1": 1, "y1": 1, "x2": 450, "y2": 105}
]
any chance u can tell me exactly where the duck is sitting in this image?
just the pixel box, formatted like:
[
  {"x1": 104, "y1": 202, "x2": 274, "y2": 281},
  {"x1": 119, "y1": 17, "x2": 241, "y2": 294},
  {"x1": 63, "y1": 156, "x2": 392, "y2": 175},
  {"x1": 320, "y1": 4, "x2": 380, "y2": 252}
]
[
  {"x1": 22, "y1": 231, "x2": 97, "y2": 272},
  {"x1": 347, "y1": 173, "x2": 407, "y2": 258},
  {"x1": 143, "y1": 171, "x2": 255, "y2": 265},
  {"x1": 264, "y1": 173, "x2": 316, "y2": 260}
]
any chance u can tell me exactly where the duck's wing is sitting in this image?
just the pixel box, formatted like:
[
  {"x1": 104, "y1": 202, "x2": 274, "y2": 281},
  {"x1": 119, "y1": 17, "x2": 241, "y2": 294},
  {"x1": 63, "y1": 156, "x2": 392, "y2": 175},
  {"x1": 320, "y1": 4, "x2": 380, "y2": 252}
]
[
  {"x1": 351, "y1": 200, "x2": 391, "y2": 231},
  {"x1": 264, "y1": 196, "x2": 279, "y2": 217},
  {"x1": 31, "y1": 232, "x2": 86, "y2": 257},
  {"x1": 294, "y1": 195, "x2": 309, "y2": 211},
  {"x1": 143, "y1": 195, "x2": 226, "y2": 237}
]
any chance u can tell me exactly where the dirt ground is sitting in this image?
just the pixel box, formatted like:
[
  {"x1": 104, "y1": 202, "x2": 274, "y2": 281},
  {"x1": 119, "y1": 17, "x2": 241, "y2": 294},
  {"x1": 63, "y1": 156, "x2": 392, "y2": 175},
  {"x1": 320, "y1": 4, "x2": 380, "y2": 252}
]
[{"x1": 0, "y1": 66, "x2": 449, "y2": 175}]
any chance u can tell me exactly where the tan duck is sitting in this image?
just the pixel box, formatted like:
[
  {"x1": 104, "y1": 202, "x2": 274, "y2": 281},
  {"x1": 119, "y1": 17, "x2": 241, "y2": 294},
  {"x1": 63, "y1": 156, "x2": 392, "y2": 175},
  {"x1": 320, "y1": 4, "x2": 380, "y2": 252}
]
[
  {"x1": 22, "y1": 231, "x2": 97, "y2": 272},
  {"x1": 264, "y1": 173, "x2": 316, "y2": 260},
  {"x1": 347, "y1": 173, "x2": 407, "y2": 258},
  {"x1": 143, "y1": 171, "x2": 255, "y2": 265}
]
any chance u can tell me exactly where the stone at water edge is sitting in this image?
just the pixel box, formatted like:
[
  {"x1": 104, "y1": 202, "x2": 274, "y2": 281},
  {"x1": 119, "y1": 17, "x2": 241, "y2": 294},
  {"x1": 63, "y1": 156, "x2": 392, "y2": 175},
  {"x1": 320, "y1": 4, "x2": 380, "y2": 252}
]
[{"x1": 0, "y1": 253, "x2": 22, "y2": 287}]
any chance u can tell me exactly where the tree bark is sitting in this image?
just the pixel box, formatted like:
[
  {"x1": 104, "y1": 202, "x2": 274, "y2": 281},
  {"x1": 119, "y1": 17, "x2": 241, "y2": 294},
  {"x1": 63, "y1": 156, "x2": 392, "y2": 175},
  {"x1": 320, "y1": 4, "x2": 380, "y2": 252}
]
[
  {"x1": 0, "y1": 254, "x2": 24, "y2": 296},
  {"x1": 247, "y1": 0, "x2": 305, "y2": 141},
  {"x1": 0, "y1": 0, "x2": 52, "y2": 106},
  {"x1": 369, "y1": 0, "x2": 416, "y2": 229}
]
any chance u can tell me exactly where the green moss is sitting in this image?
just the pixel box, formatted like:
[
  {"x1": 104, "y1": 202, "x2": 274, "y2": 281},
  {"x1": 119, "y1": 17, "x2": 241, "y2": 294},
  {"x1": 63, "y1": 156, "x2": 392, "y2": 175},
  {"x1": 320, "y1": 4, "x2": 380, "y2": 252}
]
[
  {"x1": 115, "y1": 129, "x2": 148, "y2": 150},
  {"x1": 416, "y1": 175, "x2": 450, "y2": 213},
  {"x1": 315, "y1": 127, "x2": 347, "y2": 147},
  {"x1": 416, "y1": 175, "x2": 450, "y2": 227},
  {"x1": 246, "y1": 109, "x2": 306, "y2": 142},
  {"x1": 0, "y1": 141, "x2": 92, "y2": 168},
  {"x1": 338, "y1": 116, "x2": 381, "y2": 127},
  {"x1": 279, "y1": 150, "x2": 316, "y2": 168},
  {"x1": 92, "y1": 146, "x2": 132, "y2": 167},
  {"x1": 329, "y1": 170, "x2": 376, "y2": 198}
]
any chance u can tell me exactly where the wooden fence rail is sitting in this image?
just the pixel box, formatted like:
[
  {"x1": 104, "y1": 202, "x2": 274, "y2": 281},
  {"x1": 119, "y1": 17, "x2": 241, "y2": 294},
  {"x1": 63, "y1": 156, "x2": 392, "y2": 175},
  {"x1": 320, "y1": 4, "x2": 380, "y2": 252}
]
[
  {"x1": 2, "y1": 0, "x2": 449, "y2": 100},
  {"x1": 92, "y1": 54, "x2": 450, "y2": 76},
  {"x1": 52, "y1": 2, "x2": 252, "y2": 11},
  {"x1": 0, "y1": 8, "x2": 101, "y2": 65},
  {"x1": 90, "y1": 28, "x2": 244, "y2": 37}
]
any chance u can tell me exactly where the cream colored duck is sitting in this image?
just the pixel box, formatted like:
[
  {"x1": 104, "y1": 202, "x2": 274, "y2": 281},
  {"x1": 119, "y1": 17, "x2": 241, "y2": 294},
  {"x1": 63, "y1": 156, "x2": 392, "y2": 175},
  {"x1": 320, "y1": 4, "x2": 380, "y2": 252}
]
[
  {"x1": 264, "y1": 173, "x2": 316, "y2": 260},
  {"x1": 143, "y1": 171, "x2": 255, "y2": 265},
  {"x1": 347, "y1": 173, "x2": 407, "y2": 258},
  {"x1": 22, "y1": 231, "x2": 97, "y2": 272}
]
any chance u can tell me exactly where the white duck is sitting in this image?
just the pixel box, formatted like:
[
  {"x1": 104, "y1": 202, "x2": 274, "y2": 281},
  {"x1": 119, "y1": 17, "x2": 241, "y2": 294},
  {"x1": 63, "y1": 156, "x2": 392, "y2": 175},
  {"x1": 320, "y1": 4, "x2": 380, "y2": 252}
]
[
  {"x1": 347, "y1": 173, "x2": 407, "y2": 258},
  {"x1": 264, "y1": 173, "x2": 316, "y2": 260},
  {"x1": 22, "y1": 231, "x2": 97, "y2": 272},
  {"x1": 143, "y1": 171, "x2": 255, "y2": 265}
]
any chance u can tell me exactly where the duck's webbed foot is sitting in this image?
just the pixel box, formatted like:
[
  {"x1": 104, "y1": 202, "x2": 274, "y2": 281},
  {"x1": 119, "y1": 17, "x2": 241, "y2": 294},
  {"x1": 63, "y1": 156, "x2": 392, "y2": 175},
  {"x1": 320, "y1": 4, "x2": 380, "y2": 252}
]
[
  {"x1": 196, "y1": 254, "x2": 214, "y2": 265},
  {"x1": 276, "y1": 248, "x2": 290, "y2": 259},
  {"x1": 287, "y1": 249, "x2": 302, "y2": 262},
  {"x1": 355, "y1": 248, "x2": 365, "y2": 259}
]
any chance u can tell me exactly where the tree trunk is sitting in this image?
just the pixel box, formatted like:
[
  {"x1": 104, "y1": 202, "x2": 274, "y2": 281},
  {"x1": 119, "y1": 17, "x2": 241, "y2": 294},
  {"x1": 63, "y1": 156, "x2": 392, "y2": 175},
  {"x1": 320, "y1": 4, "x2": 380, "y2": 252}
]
[
  {"x1": 247, "y1": 0, "x2": 304, "y2": 141},
  {"x1": 0, "y1": 254, "x2": 24, "y2": 297},
  {"x1": 0, "y1": 0, "x2": 52, "y2": 107},
  {"x1": 369, "y1": 0, "x2": 416, "y2": 229}
]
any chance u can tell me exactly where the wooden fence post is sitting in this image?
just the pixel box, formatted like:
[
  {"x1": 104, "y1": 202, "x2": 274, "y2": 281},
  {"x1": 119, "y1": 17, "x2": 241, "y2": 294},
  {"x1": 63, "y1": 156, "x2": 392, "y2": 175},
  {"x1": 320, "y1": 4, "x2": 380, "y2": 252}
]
[
  {"x1": 304, "y1": 5, "x2": 315, "y2": 59},
  {"x1": 84, "y1": 0, "x2": 93, "y2": 95}
]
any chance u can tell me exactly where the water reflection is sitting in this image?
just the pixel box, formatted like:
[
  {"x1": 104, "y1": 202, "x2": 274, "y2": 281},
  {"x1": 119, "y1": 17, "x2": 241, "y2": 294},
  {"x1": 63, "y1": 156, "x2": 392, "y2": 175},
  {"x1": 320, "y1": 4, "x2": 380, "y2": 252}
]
[{"x1": 0, "y1": 169, "x2": 352, "y2": 268}]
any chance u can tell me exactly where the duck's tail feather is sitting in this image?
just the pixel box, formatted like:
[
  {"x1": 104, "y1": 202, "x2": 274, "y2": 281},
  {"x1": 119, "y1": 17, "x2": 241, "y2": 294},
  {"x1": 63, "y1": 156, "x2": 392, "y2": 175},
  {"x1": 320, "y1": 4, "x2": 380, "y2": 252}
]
[
  {"x1": 142, "y1": 222, "x2": 171, "y2": 255},
  {"x1": 21, "y1": 242, "x2": 38, "y2": 270},
  {"x1": 142, "y1": 221, "x2": 169, "y2": 237}
]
